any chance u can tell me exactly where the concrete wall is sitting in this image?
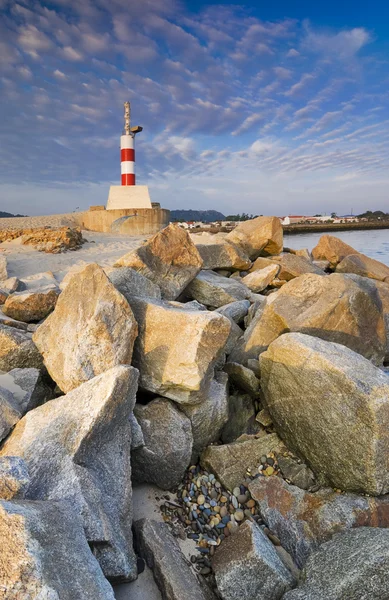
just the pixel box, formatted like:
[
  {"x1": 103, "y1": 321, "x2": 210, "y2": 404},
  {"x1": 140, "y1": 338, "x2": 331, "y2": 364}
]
[
  {"x1": 106, "y1": 185, "x2": 152, "y2": 210},
  {"x1": 81, "y1": 207, "x2": 170, "y2": 235}
]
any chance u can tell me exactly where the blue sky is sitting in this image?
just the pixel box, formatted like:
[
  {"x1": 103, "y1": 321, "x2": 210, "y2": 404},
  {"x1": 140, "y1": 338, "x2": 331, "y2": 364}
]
[{"x1": 0, "y1": 0, "x2": 388, "y2": 216}]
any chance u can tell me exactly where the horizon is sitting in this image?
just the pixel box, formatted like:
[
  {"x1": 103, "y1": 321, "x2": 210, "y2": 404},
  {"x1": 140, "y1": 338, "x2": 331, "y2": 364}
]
[{"x1": 1, "y1": 0, "x2": 388, "y2": 216}]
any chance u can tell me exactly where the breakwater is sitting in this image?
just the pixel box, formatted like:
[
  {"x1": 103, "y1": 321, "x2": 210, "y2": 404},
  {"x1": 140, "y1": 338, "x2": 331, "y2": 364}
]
[{"x1": 283, "y1": 221, "x2": 389, "y2": 234}]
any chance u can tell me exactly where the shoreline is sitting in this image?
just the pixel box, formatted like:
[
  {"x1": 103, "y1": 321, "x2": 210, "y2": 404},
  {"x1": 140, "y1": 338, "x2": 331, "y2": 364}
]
[{"x1": 283, "y1": 221, "x2": 389, "y2": 234}]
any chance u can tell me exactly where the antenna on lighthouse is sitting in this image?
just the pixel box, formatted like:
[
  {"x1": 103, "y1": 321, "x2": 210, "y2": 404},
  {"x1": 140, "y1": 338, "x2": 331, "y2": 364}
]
[{"x1": 120, "y1": 101, "x2": 143, "y2": 185}]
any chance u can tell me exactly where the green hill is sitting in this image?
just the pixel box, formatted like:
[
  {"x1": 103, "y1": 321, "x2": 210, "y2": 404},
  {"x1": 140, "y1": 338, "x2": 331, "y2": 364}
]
[{"x1": 170, "y1": 209, "x2": 225, "y2": 222}]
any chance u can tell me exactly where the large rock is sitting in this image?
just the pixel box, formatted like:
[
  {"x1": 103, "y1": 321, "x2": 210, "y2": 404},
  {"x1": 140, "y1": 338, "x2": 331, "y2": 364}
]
[
  {"x1": 0, "y1": 386, "x2": 22, "y2": 443},
  {"x1": 134, "y1": 518, "x2": 215, "y2": 600},
  {"x1": 221, "y1": 392, "x2": 259, "y2": 443},
  {"x1": 249, "y1": 256, "x2": 278, "y2": 272},
  {"x1": 284, "y1": 528, "x2": 389, "y2": 600},
  {"x1": 224, "y1": 362, "x2": 260, "y2": 397},
  {"x1": 200, "y1": 433, "x2": 285, "y2": 490},
  {"x1": 132, "y1": 398, "x2": 193, "y2": 490},
  {"x1": 0, "y1": 368, "x2": 53, "y2": 442},
  {"x1": 241, "y1": 264, "x2": 280, "y2": 292},
  {"x1": 0, "y1": 456, "x2": 29, "y2": 499},
  {"x1": 231, "y1": 273, "x2": 386, "y2": 365},
  {"x1": 196, "y1": 241, "x2": 251, "y2": 271},
  {"x1": 249, "y1": 474, "x2": 389, "y2": 568},
  {"x1": 185, "y1": 270, "x2": 251, "y2": 309},
  {"x1": 212, "y1": 519, "x2": 295, "y2": 600},
  {"x1": 311, "y1": 234, "x2": 357, "y2": 268},
  {"x1": 260, "y1": 333, "x2": 389, "y2": 495},
  {"x1": 107, "y1": 266, "x2": 161, "y2": 301},
  {"x1": 0, "y1": 365, "x2": 139, "y2": 580},
  {"x1": 181, "y1": 372, "x2": 229, "y2": 461},
  {"x1": 130, "y1": 297, "x2": 231, "y2": 404},
  {"x1": 0, "y1": 325, "x2": 43, "y2": 372},
  {"x1": 0, "y1": 499, "x2": 115, "y2": 599},
  {"x1": 0, "y1": 367, "x2": 52, "y2": 414},
  {"x1": 275, "y1": 254, "x2": 325, "y2": 281},
  {"x1": 215, "y1": 300, "x2": 250, "y2": 324},
  {"x1": 33, "y1": 263, "x2": 138, "y2": 393},
  {"x1": 226, "y1": 216, "x2": 283, "y2": 259},
  {"x1": 0, "y1": 308, "x2": 28, "y2": 331},
  {"x1": 336, "y1": 252, "x2": 389, "y2": 282},
  {"x1": 114, "y1": 224, "x2": 203, "y2": 300},
  {"x1": 0, "y1": 255, "x2": 7, "y2": 281},
  {"x1": 3, "y1": 287, "x2": 60, "y2": 322}
]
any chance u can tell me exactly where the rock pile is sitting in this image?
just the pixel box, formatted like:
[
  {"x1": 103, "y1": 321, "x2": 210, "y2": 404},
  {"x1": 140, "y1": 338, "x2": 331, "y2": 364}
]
[
  {"x1": 0, "y1": 226, "x2": 84, "y2": 252},
  {"x1": 2, "y1": 224, "x2": 389, "y2": 599}
]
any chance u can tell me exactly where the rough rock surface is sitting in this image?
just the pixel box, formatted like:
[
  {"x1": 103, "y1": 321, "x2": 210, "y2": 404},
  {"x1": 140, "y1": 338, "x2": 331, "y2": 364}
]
[
  {"x1": 196, "y1": 241, "x2": 251, "y2": 271},
  {"x1": 129, "y1": 412, "x2": 145, "y2": 450},
  {"x1": 215, "y1": 300, "x2": 251, "y2": 324},
  {"x1": 0, "y1": 256, "x2": 7, "y2": 281},
  {"x1": 224, "y1": 362, "x2": 260, "y2": 397},
  {"x1": 181, "y1": 372, "x2": 229, "y2": 461},
  {"x1": 226, "y1": 216, "x2": 283, "y2": 259},
  {"x1": 134, "y1": 518, "x2": 215, "y2": 600},
  {"x1": 130, "y1": 297, "x2": 231, "y2": 404},
  {"x1": 132, "y1": 397, "x2": 193, "y2": 490},
  {"x1": 0, "y1": 288, "x2": 8, "y2": 304},
  {"x1": 232, "y1": 273, "x2": 386, "y2": 365},
  {"x1": 186, "y1": 270, "x2": 251, "y2": 308},
  {"x1": 0, "y1": 499, "x2": 115, "y2": 599},
  {"x1": 0, "y1": 325, "x2": 43, "y2": 372},
  {"x1": 0, "y1": 367, "x2": 52, "y2": 416},
  {"x1": 3, "y1": 287, "x2": 60, "y2": 322},
  {"x1": 336, "y1": 251, "x2": 389, "y2": 281},
  {"x1": 241, "y1": 265, "x2": 280, "y2": 292},
  {"x1": 1, "y1": 276, "x2": 20, "y2": 293},
  {"x1": 249, "y1": 256, "x2": 278, "y2": 272},
  {"x1": 0, "y1": 386, "x2": 22, "y2": 443},
  {"x1": 260, "y1": 333, "x2": 389, "y2": 495},
  {"x1": 114, "y1": 224, "x2": 203, "y2": 300},
  {"x1": 0, "y1": 365, "x2": 139, "y2": 581},
  {"x1": 311, "y1": 235, "x2": 357, "y2": 268},
  {"x1": 249, "y1": 474, "x2": 389, "y2": 568},
  {"x1": 201, "y1": 433, "x2": 285, "y2": 490},
  {"x1": 221, "y1": 392, "x2": 259, "y2": 443},
  {"x1": 0, "y1": 457, "x2": 30, "y2": 500},
  {"x1": 33, "y1": 263, "x2": 138, "y2": 393},
  {"x1": 283, "y1": 528, "x2": 389, "y2": 600},
  {"x1": 275, "y1": 254, "x2": 325, "y2": 281},
  {"x1": 107, "y1": 266, "x2": 161, "y2": 301},
  {"x1": 212, "y1": 520, "x2": 295, "y2": 600},
  {"x1": 0, "y1": 309, "x2": 28, "y2": 331}
]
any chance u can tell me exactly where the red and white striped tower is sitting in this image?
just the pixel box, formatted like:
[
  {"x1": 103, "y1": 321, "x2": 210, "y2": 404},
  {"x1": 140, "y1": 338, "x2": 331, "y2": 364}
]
[{"x1": 121, "y1": 101, "x2": 142, "y2": 186}]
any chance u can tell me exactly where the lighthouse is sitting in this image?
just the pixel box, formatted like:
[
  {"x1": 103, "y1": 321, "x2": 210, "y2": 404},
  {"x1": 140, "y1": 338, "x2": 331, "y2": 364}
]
[
  {"x1": 121, "y1": 101, "x2": 142, "y2": 186},
  {"x1": 106, "y1": 101, "x2": 152, "y2": 210}
]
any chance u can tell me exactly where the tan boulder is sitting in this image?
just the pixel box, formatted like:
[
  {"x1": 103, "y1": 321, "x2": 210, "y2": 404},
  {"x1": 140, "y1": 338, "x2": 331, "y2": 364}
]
[
  {"x1": 185, "y1": 270, "x2": 252, "y2": 308},
  {"x1": 200, "y1": 433, "x2": 285, "y2": 490},
  {"x1": 260, "y1": 333, "x2": 389, "y2": 495},
  {"x1": 311, "y1": 235, "x2": 358, "y2": 268},
  {"x1": 195, "y1": 241, "x2": 251, "y2": 271},
  {"x1": 0, "y1": 325, "x2": 43, "y2": 372},
  {"x1": 3, "y1": 287, "x2": 60, "y2": 322},
  {"x1": 226, "y1": 216, "x2": 283, "y2": 259},
  {"x1": 230, "y1": 273, "x2": 386, "y2": 365},
  {"x1": 336, "y1": 252, "x2": 389, "y2": 282},
  {"x1": 275, "y1": 254, "x2": 325, "y2": 281},
  {"x1": 130, "y1": 297, "x2": 231, "y2": 404},
  {"x1": 0, "y1": 256, "x2": 7, "y2": 281},
  {"x1": 249, "y1": 256, "x2": 278, "y2": 272},
  {"x1": 33, "y1": 263, "x2": 138, "y2": 393},
  {"x1": 114, "y1": 223, "x2": 203, "y2": 300},
  {"x1": 295, "y1": 248, "x2": 311, "y2": 260},
  {"x1": 241, "y1": 264, "x2": 280, "y2": 291}
]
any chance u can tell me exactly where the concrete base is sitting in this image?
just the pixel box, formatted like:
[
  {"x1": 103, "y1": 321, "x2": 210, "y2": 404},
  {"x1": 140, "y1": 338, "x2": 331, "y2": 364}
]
[
  {"x1": 82, "y1": 207, "x2": 170, "y2": 235},
  {"x1": 107, "y1": 185, "x2": 152, "y2": 210}
]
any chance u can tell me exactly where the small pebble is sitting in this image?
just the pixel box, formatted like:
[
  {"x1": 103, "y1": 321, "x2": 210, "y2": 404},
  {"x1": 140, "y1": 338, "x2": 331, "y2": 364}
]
[
  {"x1": 264, "y1": 466, "x2": 275, "y2": 476},
  {"x1": 234, "y1": 509, "x2": 244, "y2": 522},
  {"x1": 233, "y1": 487, "x2": 241, "y2": 498},
  {"x1": 197, "y1": 495, "x2": 205, "y2": 505},
  {"x1": 246, "y1": 499, "x2": 255, "y2": 509}
]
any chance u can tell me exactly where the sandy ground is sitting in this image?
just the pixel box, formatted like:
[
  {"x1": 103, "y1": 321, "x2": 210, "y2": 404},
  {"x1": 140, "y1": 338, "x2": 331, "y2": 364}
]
[{"x1": 0, "y1": 231, "x2": 150, "y2": 282}]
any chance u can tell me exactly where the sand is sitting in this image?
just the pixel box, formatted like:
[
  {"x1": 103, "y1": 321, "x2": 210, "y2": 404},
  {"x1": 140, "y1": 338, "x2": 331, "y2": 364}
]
[{"x1": 0, "y1": 231, "x2": 149, "y2": 282}]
